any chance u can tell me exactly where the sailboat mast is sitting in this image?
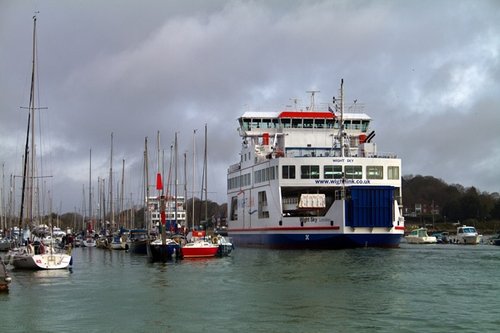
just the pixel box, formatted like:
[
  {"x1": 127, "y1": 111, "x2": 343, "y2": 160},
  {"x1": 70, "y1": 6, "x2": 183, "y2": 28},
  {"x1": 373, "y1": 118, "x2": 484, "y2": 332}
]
[
  {"x1": 109, "y1": 132, "x2": 114, "y2": 232},
  {"x1": 121, "y1": 159, "x2": 125, "y2": 229},
  {"x1": 89, "y1": 148, "x2": 92, "y2": 221},
  {"x1": 144, "y1": 137, "x2": 150, "y2": 233},
  {"x1": 28, "y1": 16, "x2": 38, "y2": 225},
  {"x1": 191, "y1": 129, "x2": 196, "y2": 231},
  {"x1": 157, "y1": 131, "x2": 166, "y2": 245},
  {"x1": 183, "y1": 152, "x2": 187, "y2": 230},
  {"x1": 203, "y1": 124, "x2": 208, "y2": 224},
  {"x1": 19, "y1": 15, "x2": 37, "y2": 233},
  {"x1": 174, "y1": 132, "x2": 178, "y2": 233}
]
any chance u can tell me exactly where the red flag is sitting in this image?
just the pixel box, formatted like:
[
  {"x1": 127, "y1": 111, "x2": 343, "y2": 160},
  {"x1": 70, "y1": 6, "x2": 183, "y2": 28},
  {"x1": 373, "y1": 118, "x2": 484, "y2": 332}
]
[{"x1": 156, "y1": 173, "x2": 163, "y2": 190}]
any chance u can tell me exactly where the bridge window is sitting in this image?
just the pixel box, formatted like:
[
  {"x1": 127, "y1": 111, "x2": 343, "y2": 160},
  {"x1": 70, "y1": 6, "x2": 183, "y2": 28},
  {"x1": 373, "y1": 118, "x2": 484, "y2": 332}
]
[
  {"x1": 292, "y1": 119, "x2": 302, "y2": 128},
  {"x1": 314, "y1": 119, "x2": 325, "y2": 128},
  {"x1": 242, "y1": 119, "x2": 251, "y2": 130},
  {"x1": 303, "y1": 119, "x2": 313, "y2": 128},
  {"x1": 361, "y1": 120, "x2": 369, "y2": 132},
  {"x1": 281, "y1": 118, "x2": 291, "y2": 128},
  {"x1": 262, "y1": 119, "x2": 272, "y2": 128}
]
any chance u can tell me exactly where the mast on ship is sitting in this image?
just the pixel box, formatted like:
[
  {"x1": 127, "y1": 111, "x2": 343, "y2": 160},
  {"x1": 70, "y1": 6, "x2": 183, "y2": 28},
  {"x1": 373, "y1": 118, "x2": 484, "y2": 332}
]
[
  {"x1": 306, "y1": 90, "x2": 320, "y2": 111},
  {"x1": 331, "y1": 79, "x2": 347, "y2": 158},
  {"x1": 339, "y1": 79, "x2": 345, "y2": 157}
]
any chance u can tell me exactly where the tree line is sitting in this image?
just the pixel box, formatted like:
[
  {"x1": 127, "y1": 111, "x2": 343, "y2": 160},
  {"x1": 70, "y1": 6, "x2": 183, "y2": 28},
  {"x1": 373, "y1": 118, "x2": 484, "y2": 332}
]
[{"x1": 402, "y1": 175, "x2": 500, "y2": 223}]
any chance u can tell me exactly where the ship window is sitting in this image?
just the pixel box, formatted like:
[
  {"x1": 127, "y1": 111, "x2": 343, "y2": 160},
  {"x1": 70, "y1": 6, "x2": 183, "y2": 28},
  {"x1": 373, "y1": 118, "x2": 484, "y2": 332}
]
[
  {"x1": 352, "y1": 120, "x2": 361, "y2": 130},
  {"x1": 292, "y1": 119, "x2": 302, "y2": 128},
  {"x1": 324, "y1": 165, "x2": 343, "y2": 179},
  {"x1": 345, "y1": 165, "x2": 362, "y2": 179},
  {"x1": 281, "y1": 118, "x2": 291, "y2": 128},
  {"x1": 242, "y1": 119, "x2": 251, "y2": 130},
  {"x1": 258, "y1": 191, "x2": 269, "y2": 219},
  {"x1": 262, "y1": 119, "x2": 271, "y2": 128},
  {"x1": 269, "y1": 166, "x2": 275, "y2": 180},
  {"x1": 272, "y1": 119, "x2": 279, "y2": 128},
  {"x1": 344, "y1": 121, "x2": 351, "y2": 129},
  {"x1": 366, "y1": 165, "x2": 383, "y2": 179},
  {"x1": 361, "y1": 120, "x2": 369, "y2": 132},
  {"x1": 301, "y1": 165, "x2": 320, "y2": 179},
  {"x1": 230, "y1": 196, "x2": 238, "y2": 221},
  {"x1": 388, "y1": 166, "x2": 399, "y2": 180},
  {"x1": 334, "y1": 119, "x2": 340, "y2": 129},
  {"x1": 250, "y1": 119, "x2": 260, "y2": 129},
  {"x1": 325, "y1": 119, "x2": 334, "y2": 129},
  {"x1": 282, "y1": 165, "x2": 296, "y2": 179},
  {"x1": 303, "y1": 119, "x2": 313, "y2": 128},
  {"x1": 314, "y1": 119, "x2": 325, "y2": 128}
]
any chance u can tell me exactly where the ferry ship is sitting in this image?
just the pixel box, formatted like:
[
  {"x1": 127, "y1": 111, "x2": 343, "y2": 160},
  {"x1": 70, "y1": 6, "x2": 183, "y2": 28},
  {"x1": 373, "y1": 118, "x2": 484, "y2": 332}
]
[{"x1": 226, "y1": 80, "x2": 405, "y2": 248}]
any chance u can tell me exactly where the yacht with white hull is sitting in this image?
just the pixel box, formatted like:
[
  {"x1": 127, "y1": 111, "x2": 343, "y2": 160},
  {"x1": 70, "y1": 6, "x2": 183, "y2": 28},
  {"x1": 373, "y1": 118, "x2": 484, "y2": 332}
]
[{"x1": 227, "y1": 81, "x2": 405, "y2": 249}]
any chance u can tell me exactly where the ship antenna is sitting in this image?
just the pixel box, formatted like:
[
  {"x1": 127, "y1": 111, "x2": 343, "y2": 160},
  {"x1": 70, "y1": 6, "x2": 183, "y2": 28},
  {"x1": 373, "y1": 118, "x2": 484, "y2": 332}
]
[
  {"x1": 289, "y1": 98, "x2": 299, "y2": 110},
  {"x1": 306, "y1": 90, "x2": 320, "y2": 111},
  {"x1": 340, "y1": 80, "x2": 344, "y2": 157}
]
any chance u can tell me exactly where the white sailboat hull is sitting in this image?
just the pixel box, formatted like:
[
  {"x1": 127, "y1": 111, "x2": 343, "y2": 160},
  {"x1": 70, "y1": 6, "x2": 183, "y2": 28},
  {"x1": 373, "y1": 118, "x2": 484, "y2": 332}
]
[{"x1": 11, "y1": 252, "x2": 72, "y2": 270}]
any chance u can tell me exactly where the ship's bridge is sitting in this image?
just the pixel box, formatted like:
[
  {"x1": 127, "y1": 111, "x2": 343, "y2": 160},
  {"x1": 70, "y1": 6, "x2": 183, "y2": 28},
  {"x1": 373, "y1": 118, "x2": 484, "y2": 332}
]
[
  {"x1": 238, "y1": 108, "x2": 374, "y2": 159},
  {"x1": 238, "y1": 110, "x2": 371, "y2": 134}
]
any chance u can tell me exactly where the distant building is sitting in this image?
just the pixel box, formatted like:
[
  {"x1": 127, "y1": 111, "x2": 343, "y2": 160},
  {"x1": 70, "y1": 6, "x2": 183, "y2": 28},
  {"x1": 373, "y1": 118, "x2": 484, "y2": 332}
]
[{"x1": 147, "y1": 195, "x2": 186, "y2": 232}]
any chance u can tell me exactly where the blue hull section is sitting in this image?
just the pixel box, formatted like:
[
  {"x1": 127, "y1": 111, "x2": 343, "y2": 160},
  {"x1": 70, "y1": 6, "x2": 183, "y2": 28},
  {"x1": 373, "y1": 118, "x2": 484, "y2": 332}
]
[
  {"x1": 148, "y1": 243, "x2": 181, "y2": 262},
  {"x1": 229, "y1": 232, "x2": 402, "y2": 249}
]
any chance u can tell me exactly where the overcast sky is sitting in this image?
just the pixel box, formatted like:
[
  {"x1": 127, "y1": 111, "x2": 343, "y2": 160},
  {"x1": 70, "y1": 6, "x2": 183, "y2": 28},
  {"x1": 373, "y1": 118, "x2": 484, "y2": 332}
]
[{"x1": 1, "y1": 0, "x2": 499, "y2": 214}]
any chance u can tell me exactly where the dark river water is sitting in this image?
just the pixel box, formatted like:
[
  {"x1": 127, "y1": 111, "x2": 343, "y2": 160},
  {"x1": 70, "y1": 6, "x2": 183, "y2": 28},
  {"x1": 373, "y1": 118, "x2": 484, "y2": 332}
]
[{"x1": 1, "y1": 243, "x2": 499, "y2": 332}]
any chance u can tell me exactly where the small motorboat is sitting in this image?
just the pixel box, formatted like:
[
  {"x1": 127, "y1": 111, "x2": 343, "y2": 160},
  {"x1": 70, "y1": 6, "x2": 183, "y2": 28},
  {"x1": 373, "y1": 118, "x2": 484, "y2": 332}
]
[
  {"x1": 405, "y1": 228, "x2": 437, "y2": 244},
  {"x1": 181, "y1": 240, "x2": 219, "y2": 258},
  {"x1": 456, "y1": 225, "x2": 481, "y2": 244}
]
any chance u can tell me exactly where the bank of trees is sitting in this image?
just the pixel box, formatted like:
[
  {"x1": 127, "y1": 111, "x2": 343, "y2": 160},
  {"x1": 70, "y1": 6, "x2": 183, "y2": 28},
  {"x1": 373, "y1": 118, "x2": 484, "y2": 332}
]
[{"x1": 403, "y1": 175, "x2": 500, "y2": 223}]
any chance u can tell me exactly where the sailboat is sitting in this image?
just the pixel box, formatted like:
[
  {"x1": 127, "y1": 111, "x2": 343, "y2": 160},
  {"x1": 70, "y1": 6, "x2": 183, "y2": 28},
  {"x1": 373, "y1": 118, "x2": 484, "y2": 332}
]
[
  {"x1": 148, "y1": 132, "x2": 181, "y2": 262},
  {"x1": 9, "y1": 16, "x2": 72, "y2": 269},
  {"x1": 110, "y1": 159, "x2": 127, "y2": 250},
  {"x1": 181, "y1": 125, "x2": 220, "y2": 259}
]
